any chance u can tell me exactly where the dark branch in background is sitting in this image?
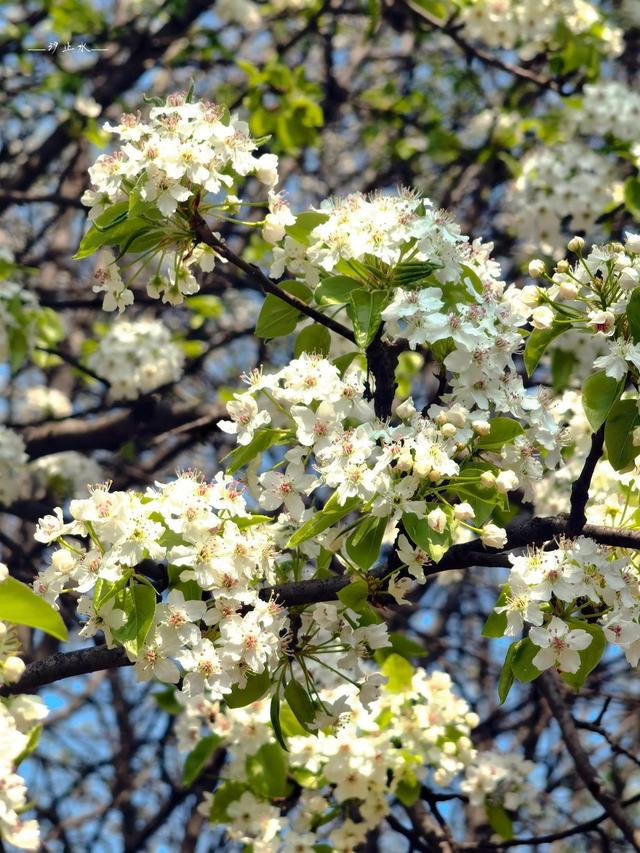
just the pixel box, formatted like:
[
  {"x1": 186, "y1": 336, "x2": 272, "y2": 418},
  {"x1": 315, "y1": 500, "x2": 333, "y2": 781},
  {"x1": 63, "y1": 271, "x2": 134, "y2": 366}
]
[
  {"x1": 567, "y1": 425, "x2": 605, "y2": 536},
  {"x1": 400, "y1": 0, "x2": 562, "y2": 92},
  {"x1": 191, "y1": 212, "x2": 357, "y2": 343},
  {"x1": 537, "y1": 672, "x2": 640, "y2": 851},
  {"x1": 21, "y1": 399, "x2": 223, "y2": 459}
]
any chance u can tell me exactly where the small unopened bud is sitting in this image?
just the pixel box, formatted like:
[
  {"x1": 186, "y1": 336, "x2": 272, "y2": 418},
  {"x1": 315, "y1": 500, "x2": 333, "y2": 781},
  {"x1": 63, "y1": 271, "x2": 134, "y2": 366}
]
[
  {"x1": 528, "y1": 259, "x2": 545, "y2": 278},
  {"x1": 480, "y1": 471, "x2": 496, "y2": 488},
  {"x1": 454, "y1": 502, "x2": 475, "y2": 521},
  {"x1": 557, "y1": 278, "x2": 578, "y2": 300},
  {"x1": 496, "y1": 470, "x2": 519, "y2": 494},
  {"x1": 427, "y1": 508, "x2": 447, "y2": 533},
  {"x1": 473, "y1": 420, "x2": 491, "y2": 436},
  {"x1": 440, "y1": 423, "x2": 457, "y2": 439},
  {"x1": 556, "y1": 260, "x2": 570, "y2": 273},
  {"x1": 567, "y1": 236, "x2": 584, "y2": 253},
  {"x1": 531, "y1": 305, "x2": 555, "y2": 330},
  {"x1": 2, "y1": 656, "x2": 25, "y2": 684}
]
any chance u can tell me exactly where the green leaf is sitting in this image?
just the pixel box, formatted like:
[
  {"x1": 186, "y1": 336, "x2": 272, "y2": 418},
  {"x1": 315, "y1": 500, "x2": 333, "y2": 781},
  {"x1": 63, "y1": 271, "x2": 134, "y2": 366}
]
[
  {"x1": 286, "y1": 494, "x2": 360, "y2": 548},
  {"x1": 551, "y1": 348, "x2": 577, "y2": 392},
  {"x1": 347, "y1": 289, "x2": 389, "y2": 349},
  {"x1": 0, "y1": 577, "x2": 67, "y2": 641},
  {"x1": 498, "y1": 642, "x2": 517, "y2": 704},
  {"x1": 284, "y1": 211, "x2": 327, "y2": 245},
  {"x1": 605, "y1": 399, "x2": 640, "y2": 471},
  {"x1": 337, "y1": 579, "x2": 369, "y2": 610},
  {"x1": 395, "y1": 774, "x2": 421, "y2": 807},
  {"x1": 93, "y1": 575, "x2": 129, "y2": 612},
  {"x1": 624, "y1": 176, "x2": 640, "y2": 219},
  {"x1": 381, "y1": 653, "x2": 414, "y2": 693},
  {"x1": 225, "y1": 670, "x2": 271, "y2": 708},
  {"x1": 14, "y1": 724, "x2": 43, "y2": 766},
  {"x1": 284, "y1": 679, "x2": 317, "y2": 730},
  {"x1": 110, "y1": 584, "x2": 156, "y2": 657},
  {"x1": 392, "y1": 260, "x2": 441, "y2": 286},
  {"x1": 294, "y1": 323, "x2": 331, "y2": 357},
  {"x1": 402, "y1": 510, "x2": 452, "y2": 562},
  {"x1": 246, "y1": 742, "x2": 289, "y2": 798},
  {"x1": 345, "y1": 515, "x2": 387, "y2": 571},
  {"x1": 626, "y1": 287, "x2": 640, "y2": 343},
  {"x1": 314, "y1": 275, "x2": 361, "y2": 305},
  {"x1": 561, "y1": 622, "x2": 606, "y2": 691},
  {"x1": 182, "y1": 734, "x2": 222, "y2": 787},
  {"x1": 582, "y1": 371, "x2": 624, "y2": 431},
  {"x1": 209, "y1": 781, "x2": 248, "y2": 823},
  {"x1": 485, "y1": 803, "x2": 513, "y2": 840},
  {"x1": 73, "y1": 202, "x2": 162, "y2": 260},
  {"x1": 511, "y1": 638, "x2": 542, "y2": 684},
  {"x1": 481, "y1": 586, "x2": 509, "y2": 638},
  {"x1": 270, "y1": 691, "x2": 288, "y2": 751},
  {"x1": 153, "y1": 687, "x2": 182, "y2": 715},
  {"x1": 255, "y1": 295, "x2": 299, "y2": 339},
  {"x1": 387, "y1": 632, "x2": 425, "y2": 659},
  {"x1": 476, "y1": 418, "x2": 524, "y2": 452},
  {"x1": 524, "y1": 322, "x2": 568, "y2": 375},
  {"x1": 225, "y1": 428, "x2": 293, "y2": 475}
]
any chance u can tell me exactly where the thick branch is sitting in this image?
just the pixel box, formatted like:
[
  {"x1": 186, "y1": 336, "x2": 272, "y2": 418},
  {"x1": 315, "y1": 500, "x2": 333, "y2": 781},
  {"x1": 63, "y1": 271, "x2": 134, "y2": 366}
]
[
  {"x1": 22, "y1": 399, "x2": 222, "y2": 459},
  {"x1": 3, "y1": 515, "x2": 640, "y2": 695},
  {"x1": 567, "y1": 425, "x2": 605, "y2": 536}
]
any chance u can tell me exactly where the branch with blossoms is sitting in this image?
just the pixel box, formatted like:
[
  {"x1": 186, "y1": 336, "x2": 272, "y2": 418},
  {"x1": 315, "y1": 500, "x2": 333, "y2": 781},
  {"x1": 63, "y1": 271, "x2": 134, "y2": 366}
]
[{"x1": 5, "y1": 83, "x2": 640, "y2": 852}]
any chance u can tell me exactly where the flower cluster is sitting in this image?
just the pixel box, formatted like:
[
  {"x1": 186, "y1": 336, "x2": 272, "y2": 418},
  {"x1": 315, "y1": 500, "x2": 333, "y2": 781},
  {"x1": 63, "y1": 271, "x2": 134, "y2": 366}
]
[
  {"x1": 28, "y1": 451, "x2": 103, "y2": 500},
  {"x1": 270, "y1": 190, "x2": 472, "y2": 285},
  {"x1": 569, "y1": 81, "x2": 640, "y2": 152},
  {"x1": 13, "y1": 386, "x2": 72, "y2": 423},
  {"x1": 457, "y1": 0, "x2": 622, "y2": 58},
  {"x1": 184, "y1": 662, "x2": 537, "y2": 851},
  {"x1": 0, "y1": 565, "x2": 48, "y2": 851},
  {"x1": 219, "y1": 352, "x2": 521, "y2": 573},
  {"x1": 86, "y1": 319, "x2": 184, "y2": 399},
  {"x1": 499, "y1": 142, "x2": 620, "y2": 256},
  {"x1": 83, "y1": 93, "x2": 282, "y2": 309},
  {"x1": 33, "y1": 475, "x2": 288, "y2": 698},
  {"x1": 495, "y1": 536, "x2": 640, "y2": 671}
]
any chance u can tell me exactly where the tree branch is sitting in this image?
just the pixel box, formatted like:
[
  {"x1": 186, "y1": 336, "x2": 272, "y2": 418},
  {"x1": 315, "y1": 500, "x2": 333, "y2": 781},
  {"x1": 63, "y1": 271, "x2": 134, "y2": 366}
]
[
  {"x1": 191, "y1": 212, "x2": 357, "y2": 344},
  {"x1": 537, "y1": 671, "x2": 640, "y2": 851},
  {"x1": 400, "y1": 0, "x2": 561, "y2": 92},
  {"x1": 567, "y1": 425, "x2": 605, "y2": 536}
]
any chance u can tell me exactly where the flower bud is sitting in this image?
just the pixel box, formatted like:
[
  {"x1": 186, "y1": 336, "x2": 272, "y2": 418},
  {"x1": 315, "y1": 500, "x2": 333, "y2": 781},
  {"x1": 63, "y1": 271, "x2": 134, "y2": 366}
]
[
  {"x1": 440, "y1": 423, "x2": 457, "y2": 439},
  {"x1": 625, "y1": 232, "x2": 640, "y2": 253},
  {"x1": 2, "y1": 655, "x2": 25, "y2": 683},
  {"x1": 472, "y1": 420, "x2": 491, "y2": 436},
  {"x1": 531, "y1": 305, "x2": 555, "y2": 330},
  {"x1": 619, "y1": 267, "x2": 640, "y2": 291},
  {"x1": 395, "y1": 399, "x2": 416, "y2": 420},
  {"x1": 427, "y1": 508, "x2": 447, "y2": 533},
  {"x1": 557, "y1": 278, "x2": 578, "y2": 300},
  {"x1": 567, "y1": 236, "x2": 584, "y2": 253},
  {"x1": 453, "y1": 502, "x2": 475, "y2": 521},
  {"x1": 496, "y1": 470, "x2": 519, "y2": 494},
  {"x1": 480, "y1": 523, "x2": 507, "y2": 548},
  {"x1": 51, "y1": 548, "x2": 77, "y2": 574},
  {"x1": 480, "y1": 471, "x2": 496, "y2": 488},
  {"x1": 555, "y1": 260, "x2": 570, "y2": 273},
  {"x1": 528, "y1": 259, "x2": 545, "y2": 278}
]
